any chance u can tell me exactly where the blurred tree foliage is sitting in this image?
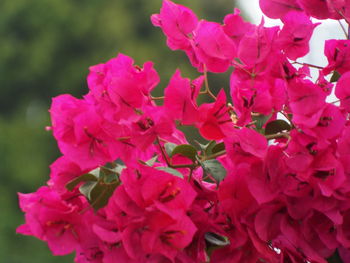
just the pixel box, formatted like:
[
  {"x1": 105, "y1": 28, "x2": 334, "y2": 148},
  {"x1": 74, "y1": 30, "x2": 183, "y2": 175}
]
[{"x1": 0, "y1": 0, "x2": 239, "y2": 262}]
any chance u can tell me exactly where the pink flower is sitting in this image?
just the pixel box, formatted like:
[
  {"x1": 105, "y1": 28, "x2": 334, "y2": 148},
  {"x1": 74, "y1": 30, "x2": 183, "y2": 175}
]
[
  {"x1": 237, "y1": 22, "x2": 280, "y2": 68},
  {"x1": 48, "y1": 156, "x2": 86, "y2": 194},
  {"x1": 277, "y1": 11, "x2": 319, "y2": 60},
  {"x1": 335, "y1": 71, "x2": 350, "y2": 112},
  {"x1": 225, "y1": 128, "x2": 268, "y2": 162},
  {"x1": 287, "y1": 79, "x2": 326, "y2": 128},
  {"x1": 223, "y1": 9, "x2": 256, "y2": 47},
  {"x1": 192, "y1": 20, "x2": 237, "y2": 73},
  {"x1": 304, "y1": 103, "x2": 346, "y2": 141},
  {"x1": 338, "y1": 126, "x2": 350, "y2": 174},
  {"x1": 339, "y1": 247, "x2": 350, "y2": 263},
  {"x1": 104, "y1": 165, "x2": 198, "y2": 261},
  {"x1": 248, "y1": 146, "x2": 288, "y2": 204},
  {"x1": 230, "y1": 72, "x2": 287, "y2": 124},
  {"x1": 197, "y1": 90, "x2": 233, "y2": 140},
  {"x1": 259, "y1": 0, "x2": 302, "y2": 19},
  {"x1": 298, "y1": 0, "x2": 342, "y2": 20},
  {"x1": 17, "y1": 186, "x2": 94, "y2": 256},
  {"x1": 50, "y1": 95, "x2": 117, "y2": 170},
  {"x1": 151, "y1": 0, "x2": 198, "y2": 51},
  {"x1": 323, "y1": 40, "x2": 350, "y2": 75},
  {"x1": 164, "y1": 70, "x2": 202, "y2": 125},
  {"x1": 130, "y1": 105, "x2": 176, "y2": 150},
  {"x1": 86, "y1": 53, "x2": 159, "y2": 121}
]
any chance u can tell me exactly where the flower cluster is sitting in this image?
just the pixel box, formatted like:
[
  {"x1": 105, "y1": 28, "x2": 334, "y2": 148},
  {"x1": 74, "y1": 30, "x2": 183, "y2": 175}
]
[{"x1": 17, "y1": 0, "x2": 350, "y2": 262}]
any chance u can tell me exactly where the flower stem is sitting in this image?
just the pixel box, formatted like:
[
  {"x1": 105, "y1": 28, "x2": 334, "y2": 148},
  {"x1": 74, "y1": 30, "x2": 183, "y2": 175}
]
[
  {"x1": 265, "y1": 131, "x2": 290, "y2": 140},
  {"x1": 292, "y1": 61, "x2": 324, "y2": 70},
  {"x1": 200, "y1": 65, "x2": 217, "y2": 100},
  {"x1": 338, "y1": 20, "x2": 349, "y2": 39},
  {"x1": 151, "y1": 95, "x2": 165, "y2": 100}
]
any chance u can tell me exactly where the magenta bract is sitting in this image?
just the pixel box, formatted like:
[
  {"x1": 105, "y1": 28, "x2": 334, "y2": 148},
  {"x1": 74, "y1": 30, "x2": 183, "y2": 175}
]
[{"x1": 18, "y1": 0, "x2": 350, "y2": 262}]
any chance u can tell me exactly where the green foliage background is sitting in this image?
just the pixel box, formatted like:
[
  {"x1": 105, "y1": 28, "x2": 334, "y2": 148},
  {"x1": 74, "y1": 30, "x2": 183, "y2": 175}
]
[{"x1": 0, "y1": 0, "x2": 241, "y2": 262}]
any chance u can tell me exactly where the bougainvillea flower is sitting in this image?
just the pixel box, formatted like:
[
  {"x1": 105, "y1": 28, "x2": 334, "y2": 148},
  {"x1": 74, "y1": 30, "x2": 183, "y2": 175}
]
[
  {"x1": 304, "y1": 103, "x2": 346, "y2": 140},
  {"x1": 164, "y1": 70, "x2": 202, "y2": 125},
  {"x1": 277, "y1": 11, "x2": 319, "y2": 60},
  {"x1": 18, "y1": 1, "x2": 350, "y2": 262},
  {"x1": 130, "y1": 105, "x2": 177, "y2": 150},
  {"x1": 197, "y1": 89, "x2": 234, "y2": 140},
  {"x1": 230, "y1": 74, "x2": 286, "y2": 122},
  {"x1": 50, "y1": 95, "x2": 116, "y2": 170},
  {"x1": 335, "y1": 71, "x2": 350, "y2": 112},
  {"x1": 287, "y1": 79, "x2": 326, "y2": 128},
  {"x1": 104, "y1": 165, "x2": 197, "y2": 261},
  {"x1": 225, "y1": 127, "x2": 268, "y2": 161},
  {"x1": 338, "y1": 126, "x2": 350, "y2": 174},
  {"x1": 237, "y1": 22, "x2": 280, "y2": 67},
  {"x1": 193, "y1": 20, "x2": 237, "y2": 73},
  {"x1": 17, "y1": 186, "x2": 93, "y2": 255},
  {"x1": 223, "y1": 8, "x2": 256, "y2": 47},
  {"x1": 339, "y1": 247, "x2": 350, "y2": 263},
  {"x1": 86, "y1": 53, "x2": 159, "y2": 121},
  {"x1": 48, "y1": 156, "x2": 86, "y2": 194},
  {"x1": 323, "y1": 40, "x2": 350, "y2": 75},
  {"x1": 259, "y1": 0, "x2": 302, "y2": 19},
  {"x1": 151, "y1": 0, "x2": 198, "y2": 51},
  {"x1": 248, "y1": 146, "x2": 289, "y2": 204},
  {"x1": 298, "y1": 0, "x2": 341, "y2": 19},
  {"x1": 310, "y1": 149, "x2": 346, "y2": 197}
]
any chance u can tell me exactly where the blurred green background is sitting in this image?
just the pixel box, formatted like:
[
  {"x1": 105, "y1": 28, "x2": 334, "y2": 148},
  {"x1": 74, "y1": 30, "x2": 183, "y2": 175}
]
[{"x1": 0, "y1": 0, "x2": 243, "y2": 262}]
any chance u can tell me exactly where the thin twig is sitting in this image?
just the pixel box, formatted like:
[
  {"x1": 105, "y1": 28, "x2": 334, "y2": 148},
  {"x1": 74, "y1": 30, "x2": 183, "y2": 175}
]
[
  {"x1": 156, "y1": 136, "x2": 171, "y2": 167},
  {"x1": 330, "y1": 99, "x2": 341, "y2": 104},
  {"x1": 292, "y1": 61, "x2": 324, "y2": 70},
  {"x1": 232, "y1": 61, "x2": 255, "y2": 77},
  {"x1": 265, "y1": 132, "x2": 290, "y2": 140},
  {"x1": 79, "y1": 187, "x2": 109, "y2": 214},
  {"x1": 200, "y1": 130, "x2": 291, "y2": 162},
  {"x1": 202, "y1": 65, "x2": 217, "y2": 100},
  {"x1": 155, "y1": 136, "x2": 198, "y2": 169},
  {"x1": 188, "y1": 168, "x2": 194, "y2": 182},
  {"x1": 338, "y1": 20, "x2": 349, "y2": 39},
  {"x1": 201, "y1": 150, "x2": 227, "y2": 162},
  {"x1": 335, "y1": 8, "x2": 350, "y2": 25},
  {"x1": 151, "y1": 96, "x2": 165, "y2": 100}
]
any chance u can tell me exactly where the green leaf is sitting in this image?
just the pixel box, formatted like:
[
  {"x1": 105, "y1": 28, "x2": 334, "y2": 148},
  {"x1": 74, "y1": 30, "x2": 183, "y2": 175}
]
[
  {"x1": 102, "y1": 173, "x2": 119, "y2": 184},
  {"x1": 201, "y1": 159, "x2": 227, "y2": 184},
  {"x1": 202, "y1": 141, "x2": 216, "y2": 155},
  {"x1": 330, "y1": 71, "x2": 341, "y2": 83},
  {"x1": 165, "y1": 142, "x2": 177, "y2": 156},
  {"x1": 156, "y1": 166, "x2": 184, "y2": 178},
  {"x1": 99, "y1": 164, "x2": 123, "y2": 183},
  {"x1": 90, "y1": 167, "x2": 101, "y2": 178},
  {"x1": 253, "y1": 114, "x2": 272, "y2": 131},
  {"x1": 170, "y1": 144, "x2": 198, "y2": 162},
  {"x1": 65, "y1": 173, "x2": 98, "y2": 191},
  {"x1": 195, "y1": 140, "x2": 211, "y2": 153},
  {"x1": 205, "y1": 232, "x2": 230, "y2": 247},
  {"x1": 79, "y1": 179, "x2": 119, "y2": 210},
  {"x1": 79, "y1": 181, "x2": 98, "y2": 200},
  {"x1": 145, "y1": 155, "x2": 158, "y2": 167},
  {"x1": 196, "y1": 141, "x2": 225, "y2": 156},
  {"x1": 114, "y1": 164, "x2": 126, "y2": 174},
  {"x1": 234, "y1": 57, "x2": 243, "y2": 64},
  {"x1": 211, "y1": 142, "x2": 225, "y2": 154},
  {"x1": 265, "y1": 119, "x2": 291, "y2": 135},
  {"x1": 89, "y1": 181, "x2": 119, "y2": 210},
  {"x1": 327, "y1": 250, "x2": 343, "y2": 263},
  {"x1": 104, "y1": 161, "x2": 117, "y2": 169}
]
